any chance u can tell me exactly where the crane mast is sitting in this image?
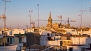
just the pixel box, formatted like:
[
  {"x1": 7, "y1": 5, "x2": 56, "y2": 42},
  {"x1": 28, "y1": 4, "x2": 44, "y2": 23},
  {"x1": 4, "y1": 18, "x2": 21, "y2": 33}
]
[
  {"x1": 0, "y1": 0, "x2": 11, "y2": 34},
  {"x1": 0, "y1": 0, "x2": 11, "y2": 51}
]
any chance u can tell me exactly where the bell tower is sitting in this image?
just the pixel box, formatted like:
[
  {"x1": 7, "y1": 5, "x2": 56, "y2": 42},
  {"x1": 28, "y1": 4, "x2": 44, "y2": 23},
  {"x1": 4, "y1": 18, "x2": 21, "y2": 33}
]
[{"x1": 47, "y1": 11, "x2": 52, "y2": 28}]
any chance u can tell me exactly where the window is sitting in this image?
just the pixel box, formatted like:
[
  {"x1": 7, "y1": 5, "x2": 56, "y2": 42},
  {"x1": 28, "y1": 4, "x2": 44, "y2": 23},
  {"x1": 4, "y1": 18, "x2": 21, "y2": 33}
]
[
  {"x1": 72, "y1": 30, "x2": 75, "y2": 32},
  {"x1": 81, "y1": 48, "x2": 85, "y2": 51},
  {"x1": 10, "y1": 38, "x2": 12, "y2": 44},
  {"x1": 60, "y1": 41, "x2": 63, "y2": 46},
  {"x1": 7, "y1": 38, "x2": 9, "y2": 43},
  {"x1": 47, "y1": 33, "x2": 50, "y2": 36},
  {"x1": 19, "y1": 38, "x2": 22, "y2": 43},
  {"x1": 69, "y1": 47, "x2": 73, "y2": 51}
]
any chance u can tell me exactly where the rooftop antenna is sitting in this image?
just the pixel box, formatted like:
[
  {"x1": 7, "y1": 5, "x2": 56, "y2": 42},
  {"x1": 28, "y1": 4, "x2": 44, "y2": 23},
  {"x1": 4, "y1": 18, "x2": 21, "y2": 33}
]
[
  {"x1": 29, "y1": 10, "x2": 33, "y2": 31},
  {"x1": 25, "y1": 25, "x2": 28, "y2": 33}
]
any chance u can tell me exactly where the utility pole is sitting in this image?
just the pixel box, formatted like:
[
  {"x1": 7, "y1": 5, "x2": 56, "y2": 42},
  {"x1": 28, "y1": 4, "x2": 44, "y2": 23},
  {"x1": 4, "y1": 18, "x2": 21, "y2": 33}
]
[
  {"x1": 37, "y1": 4, "x2": 39, "y2": 28},
  {"x1": 29, "y1": 10, "x2": 33, "y2": 31}
]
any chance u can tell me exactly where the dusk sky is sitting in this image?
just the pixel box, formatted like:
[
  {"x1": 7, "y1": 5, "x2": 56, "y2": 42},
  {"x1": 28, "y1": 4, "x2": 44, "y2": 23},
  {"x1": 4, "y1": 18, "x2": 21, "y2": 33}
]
[{"x1": 0, "y1": 0, "x2": 91, "y2": 29}]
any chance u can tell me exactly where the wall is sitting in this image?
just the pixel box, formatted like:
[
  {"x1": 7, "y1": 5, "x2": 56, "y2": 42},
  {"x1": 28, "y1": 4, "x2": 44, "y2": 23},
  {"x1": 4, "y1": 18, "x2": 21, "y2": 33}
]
[
  {"x1": 67, "y1": 46, "x2": 80, "y2": 51},
  {"x1": 71, "y1": 37, "x2": 88, "y2": 45},
  {"x1": 0, "y1": 35, "x2": 3, "y2": 38},
  {"x1": 15, "y1": 37, "x2": 19, "y2": 44},
  {"x1": 67, "y1": 45, "x2": 89, "y2": 51},
  {"x1": 47, "y1": 40, "x2": 60, "y2": 46},
  {"x1": 26, "y1": 32, "x2": 40, "y2": 47},
  {"x1": 0, "y1": 45, "x2": 17, "y2": 51},
  {"x1": 86, "y1": 38, "x2": 91, "y2": 45}
]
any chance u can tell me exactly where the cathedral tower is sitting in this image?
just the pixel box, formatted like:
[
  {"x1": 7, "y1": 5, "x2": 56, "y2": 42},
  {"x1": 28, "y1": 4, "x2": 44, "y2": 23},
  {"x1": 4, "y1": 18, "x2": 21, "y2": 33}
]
[{"x1": 47, "y1": 11, "x2": 52, "y2": 28}]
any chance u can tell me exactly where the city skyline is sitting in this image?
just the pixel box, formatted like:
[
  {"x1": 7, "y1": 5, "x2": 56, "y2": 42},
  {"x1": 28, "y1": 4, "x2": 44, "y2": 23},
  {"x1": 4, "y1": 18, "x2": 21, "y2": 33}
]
[{"x1": 0, "y1": 0, "x2": 91, "y2": 29}]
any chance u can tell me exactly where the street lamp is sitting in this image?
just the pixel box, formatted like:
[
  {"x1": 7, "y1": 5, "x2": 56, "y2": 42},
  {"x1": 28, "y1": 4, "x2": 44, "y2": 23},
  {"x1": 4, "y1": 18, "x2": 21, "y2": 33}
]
[
  {"x1": 78, "y1": 10, "x2": 86, "y2": 45},
  {"x1": 37, "y1": 4, "x2": 39, "y2": 28}
]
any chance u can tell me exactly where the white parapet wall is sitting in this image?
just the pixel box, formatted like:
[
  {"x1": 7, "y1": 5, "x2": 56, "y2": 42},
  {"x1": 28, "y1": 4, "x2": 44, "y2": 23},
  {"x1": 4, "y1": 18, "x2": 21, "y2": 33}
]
[
  {"x1": 0, "y1": 45, "x2": 17, "y2": 51},
  {"x1": 47, "y1": 40, "x2": 60, "y2": 46},
  {"x1": 71, "y1": 37, "x2": 88, "y2": 45}
]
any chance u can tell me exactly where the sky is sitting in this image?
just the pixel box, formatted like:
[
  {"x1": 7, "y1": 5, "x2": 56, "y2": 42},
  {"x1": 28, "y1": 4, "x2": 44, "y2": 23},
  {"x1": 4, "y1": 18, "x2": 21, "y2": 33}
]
[{"x1": 0, "y1": 0, "x2": 91, "y2": 29}]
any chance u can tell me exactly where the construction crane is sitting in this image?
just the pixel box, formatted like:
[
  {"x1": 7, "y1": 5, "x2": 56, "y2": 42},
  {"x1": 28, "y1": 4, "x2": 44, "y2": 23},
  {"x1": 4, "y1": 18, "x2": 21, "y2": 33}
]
[
  {"x1": 0, "y1": 0, "x2": 11, "y2": 34},
  {"x1": 36, "y1": 12, "x2": 76, "y2": 28},
  {"x1": 0, "y1": 0, "x2": 11, "y2": 51},
  {"x1": 0, "y1": 13, "x2": 7, "y2": 31},
  {"x1": 58, "y1": 15, "x2": 62, "y2": 25}
]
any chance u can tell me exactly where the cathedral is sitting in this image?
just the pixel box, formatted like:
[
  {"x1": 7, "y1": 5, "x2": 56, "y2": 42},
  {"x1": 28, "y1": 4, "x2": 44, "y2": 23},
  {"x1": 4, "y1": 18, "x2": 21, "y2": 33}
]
[
  {"x1": 46, "y1": 11, "x2": 59, "y2": 29},
  {"x1": 46, "y1": 11, "x2": 71, "y2": 29}
]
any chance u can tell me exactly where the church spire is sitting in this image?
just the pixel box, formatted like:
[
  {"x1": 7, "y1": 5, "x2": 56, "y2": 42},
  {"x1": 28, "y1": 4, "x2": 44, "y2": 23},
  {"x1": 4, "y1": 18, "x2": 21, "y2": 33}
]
[
  {"x1": 47, "y1": 11, "x2": 52, "y2": 28},
  {"x1": 49, "y1": 11, "x2": 51, "y2": 18}
]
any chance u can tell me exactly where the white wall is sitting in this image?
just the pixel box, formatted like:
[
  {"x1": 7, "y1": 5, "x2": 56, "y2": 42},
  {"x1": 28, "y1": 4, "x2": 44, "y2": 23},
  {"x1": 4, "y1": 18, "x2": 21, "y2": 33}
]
[
  {"x1": 23, "y1": 37, "x2": 26, "y2": 42},
  {"x1": 40, "y1": 35, "x2": 60, "y2": 46},
  {"x1": 64, "y1": 29, "x2": 77, "y2": 35},
  {"x1": 71, "y1": 37, "x2": 88, "y2": 45},
  {"x1": 0, "y1": 35, "x2": 3, "y2": 38},
  {"x1": 40, "y1": 36, "x2": 48, "y2": 45},
  {"x1": 15, "y1": 37, "x2": 19, "y2": 44},
  {"x1": 0, "y1": 45, "x2": 17, "y2": 51},
  {"x1": 40, "y1": 30, "x2": 52, "y2": 36},
  {"x1": 16, "y1": 43, "x2": 23, "y2": 50},
  {"x1": 86, "y1": 38, "x2": 91, "y2": 45},
  {"x1": 67, "y1": 46, "x2": 80, "y2": 51},
  {"x1": 47, "y1": 40, "x2": 60, "y2": 46},
  {"x1": 1, "y1": 28, "x2": 25, "y2": 36},
  {"x1": 67, "y1": 45, "x2": 89, "y2": 51},
  {"x1": 12, "y1": 29, "x2": 25, "y2": 34}
]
